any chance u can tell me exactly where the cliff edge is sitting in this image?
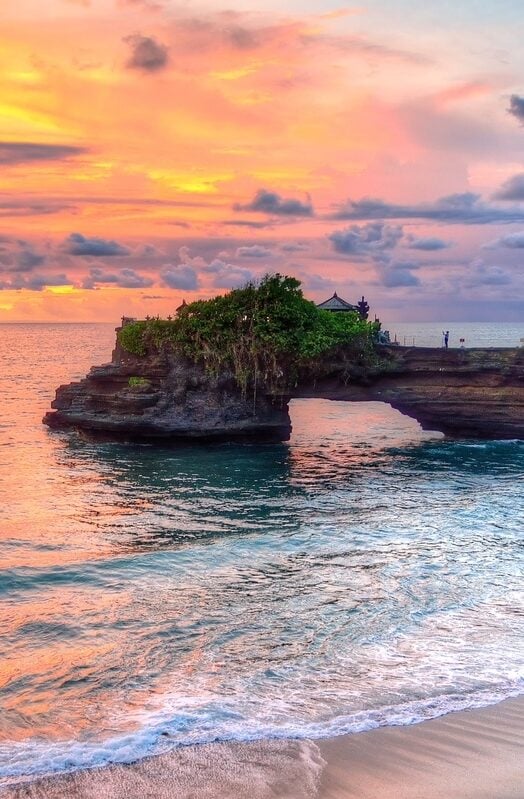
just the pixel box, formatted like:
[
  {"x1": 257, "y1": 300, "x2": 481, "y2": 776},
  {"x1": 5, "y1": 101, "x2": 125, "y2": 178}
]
[{"x1": 43, "y1": 333, "x2": 524, "y2": 441}]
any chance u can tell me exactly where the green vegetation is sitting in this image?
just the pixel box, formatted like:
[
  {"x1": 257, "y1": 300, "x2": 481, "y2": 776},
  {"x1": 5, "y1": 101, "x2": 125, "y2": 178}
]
[
  {"x1": 118, "y1": 275, "x2": 380, "y2": 393},
  {"x1": 128, "y1": 376, "x2": 151, "y2": 388}
]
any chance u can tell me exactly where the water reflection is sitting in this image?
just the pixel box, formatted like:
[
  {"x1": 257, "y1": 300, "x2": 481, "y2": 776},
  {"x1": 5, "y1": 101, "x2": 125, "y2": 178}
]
[
  {"x1": 55, "y1": 438, "x2": 297, "y2": 554},
  {"x1": 1, "y1": 327, "x2": 523, "y2": 787}
]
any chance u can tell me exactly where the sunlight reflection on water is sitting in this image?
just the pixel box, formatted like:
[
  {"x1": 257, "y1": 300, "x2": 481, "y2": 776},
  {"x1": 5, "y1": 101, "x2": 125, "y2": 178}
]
[{"x1": 0, "y1": 324, "x2": 523, "y2": 785}]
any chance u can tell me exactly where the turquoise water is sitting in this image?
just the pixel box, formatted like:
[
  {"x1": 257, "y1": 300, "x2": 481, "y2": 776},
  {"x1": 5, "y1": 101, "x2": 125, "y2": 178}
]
[{"x1": 0, "y1": 323, "x2": 523, "y2": 789}]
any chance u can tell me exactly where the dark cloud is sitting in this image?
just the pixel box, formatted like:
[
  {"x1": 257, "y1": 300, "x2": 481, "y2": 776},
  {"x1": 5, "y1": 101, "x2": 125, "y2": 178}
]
[
  {"x1": 0, "y1": 240, "x2": 46, "y2": 272},
  {"x1": 83, "y1": 267, "x2": 153, "y2": 289},
  {"x1": 160, "y1": 265, "x2": 199, "y2": 290},
  {"x1": 236, "y1": 245, "x2": 272, "y2": 258},
  {"x1": 124, "y1": 34, "x2": 169, "y2": 72},
  {"x1": 332, "y1": 192, "x2": 524, "y2": 224},
  {"x1": 222, "y1": 219, "x2": 274, "y2": 229},
  {"x1": 235, "y1": 189, "x2": 313, "y2": 217},
  {"x1": 329, "y1": 222, "x2": 403, "y2": 256},
  {"x1": 376, "y1": 259, "x2": 420, "y2": 288},
  {"x1": 508, "y1": 95, "x2": 524, "y2": 124},
  {"x1": 0, "y1": 273, "x2": 70, "y2": 291},
  {"x1": 226, "y1": 25, "x2": 259, "y2": 50},
  {"x1": 16, "y1": 248, "x2": 45, "y2": 271},
  {"x1": 0, "y1": 141, "x2": 87, "y2": 165},
  {"x1": 327, "y1": 221, "x2": 419, "y2": 288},
  {"x1": 407, "y1": 236, "x2": 450, "y2": 251},
  {"x1": 493, "y1": 173, "x2": 524, "y2": 201},
  {"x1": 64, "y1": 233, "x2": 131, "y2": 257},
  {"x1": 382, "y1": 268, "x2": 420, "y2": 288}
]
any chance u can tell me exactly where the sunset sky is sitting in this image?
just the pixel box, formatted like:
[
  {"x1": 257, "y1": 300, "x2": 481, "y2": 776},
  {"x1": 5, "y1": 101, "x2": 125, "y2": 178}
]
[{"x1": 1, "y1": 0, "x2": 523, "y2": 322}]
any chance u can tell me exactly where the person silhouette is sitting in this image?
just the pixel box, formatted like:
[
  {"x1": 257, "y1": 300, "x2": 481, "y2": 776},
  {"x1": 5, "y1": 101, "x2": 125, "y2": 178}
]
[{"x1": 443, "y1": 330, "x2": 449, "y2": 349}]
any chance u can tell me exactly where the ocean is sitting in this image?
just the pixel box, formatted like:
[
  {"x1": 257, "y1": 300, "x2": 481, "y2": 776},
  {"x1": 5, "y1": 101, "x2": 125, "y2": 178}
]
[{"x1": 0, "y1": 322, "x2": 523, "y2": 794}]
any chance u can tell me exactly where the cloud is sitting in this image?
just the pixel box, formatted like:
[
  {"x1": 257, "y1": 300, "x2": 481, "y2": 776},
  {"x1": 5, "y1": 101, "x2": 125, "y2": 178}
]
[
  {"x1": 303, "y1": 32, "x2": 430, "y2": 67},
  {"x1": 83, "y1": 267, "x2": 153, "y2": 289},
  {"x1": 225, "y1": 25, "x2": 259, "y2": 50},
  {"x1": 0, "y1": 141, "x2": 87, "y2": 165},
  {"x1": 329, "y1": 222, "x2": 403, "y2": 256},
  {"x1": 464, "y1": 262, "x2": 512, "y2": 288},
  {"x1": 280, "y1": 242, "x2": 309, "y2": 252},
  {"x1": 493, "y1": 173, "x2": 524, "y2": 201},
  {"x1": 407, "y1": 236, "x2": 450, "y2": 251},
  {"x1": 124, "y1": 34, "x2": 169, "y2": 72},
  {"x1": 327, "y1": 222, "x2": 419, "y2": 288},
  {"x1": 64, "y1": 233, "x2": 131, "y2": 257},
  {"x1": 0, "y1": 273, "x2": 71, "y2": 291},
  {"x1": 0, "y1": 240, "x2": 46, "y2": 272},
  {"x1": 331, "y1": 193, "x2": 524, "y2": 224},
  {"x1": 508, "y1": 95, "x2": 524, "y2": 124},
  {"x1": 484, "y1": 231, "x2": 524, "y2": 249},
  {"x1": 222, "y1": 220, "x2": 274, "y2": 229},
  {"x1": 119, "y1": 0, "x2": 164, "y2": 9},
  {"x1": 304, "y1": 273, "x2": 336, "y2": 291},
  {"x1": 382, "y1": 269, "x2": 420, "y2": 288},
  {"x1": 160, "y1": 265, "x2": 199, "y2": 290},
  {"x1": 16, "y1": 248, "x2": 46, "y2": 271},
  {"x1": 0, "y1": 201, "x2": 74, "y2": 218},
  {"x1": 235, "y1": 189, "x2": 313, "y2": 216},
  {"x1": 376, "y1": 259, "x2": 420, "y2": 288},
  {"x1": 236, "y1": 245, "x2": 272, "y2": 258},
  {"x1": 213, "y1": 264, "x2": 255, "y2": 289}
]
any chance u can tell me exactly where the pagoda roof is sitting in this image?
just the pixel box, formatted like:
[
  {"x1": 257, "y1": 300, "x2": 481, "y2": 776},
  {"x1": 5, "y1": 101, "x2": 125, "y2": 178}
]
[{"x1": 316, "y1": 292, "x2": 358, "y2": 311}]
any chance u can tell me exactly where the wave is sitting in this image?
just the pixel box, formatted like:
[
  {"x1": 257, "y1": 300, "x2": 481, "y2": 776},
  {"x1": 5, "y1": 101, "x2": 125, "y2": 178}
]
[{"x1": 2, "y1": 679, "x2": 523, "y2": 789}]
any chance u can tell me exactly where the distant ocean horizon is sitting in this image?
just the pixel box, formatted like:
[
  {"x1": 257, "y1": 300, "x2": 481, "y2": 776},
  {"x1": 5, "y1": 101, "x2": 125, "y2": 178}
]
[{"x1": 1, "y1": 320, "x2": 523, "y2": 350}]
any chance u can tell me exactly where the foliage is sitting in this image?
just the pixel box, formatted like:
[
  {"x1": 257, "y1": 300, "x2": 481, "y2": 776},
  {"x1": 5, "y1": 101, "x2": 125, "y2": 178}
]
[
  {"x1": 119, "y1": 324, "x2": 147, "y2": 357},
  {"x1": 118, "y1": 275, "x2": 380, "y2": 393},
  {"x1": 128, "y1": 376, "x2": 151, "y2": 388}
]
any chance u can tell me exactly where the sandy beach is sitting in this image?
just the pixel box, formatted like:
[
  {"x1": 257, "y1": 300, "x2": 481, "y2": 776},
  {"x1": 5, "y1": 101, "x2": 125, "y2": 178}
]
[
  {"x1": 4, "y1": 697, "x2": 523, "y2": 798},
  {"x1": 317, "y1": 696, "x2": 524, "y2": 799}
]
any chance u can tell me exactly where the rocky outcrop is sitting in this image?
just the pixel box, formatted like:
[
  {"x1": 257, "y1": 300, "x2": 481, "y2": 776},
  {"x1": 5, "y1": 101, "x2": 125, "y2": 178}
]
[
  {"x1": 294, "y1": 346, "x2": 524, "y2": 439},
  {"x1": 44, "y1": 336, "x2": 291, "y2": 442},
  {"x1": 43, "y1": 332, "x2": 524, "y2": 441}
]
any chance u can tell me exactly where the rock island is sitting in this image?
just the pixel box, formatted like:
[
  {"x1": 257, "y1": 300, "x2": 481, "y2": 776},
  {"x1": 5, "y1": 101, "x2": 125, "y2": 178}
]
[{"x1": 43, "y1": 276, "x2": 524, "y2": 442}]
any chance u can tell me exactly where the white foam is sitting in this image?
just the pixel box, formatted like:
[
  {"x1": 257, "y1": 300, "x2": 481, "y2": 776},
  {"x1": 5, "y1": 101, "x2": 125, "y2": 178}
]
[{"x1": 1, "y1": 680, "x2": 522, "y2": 789}]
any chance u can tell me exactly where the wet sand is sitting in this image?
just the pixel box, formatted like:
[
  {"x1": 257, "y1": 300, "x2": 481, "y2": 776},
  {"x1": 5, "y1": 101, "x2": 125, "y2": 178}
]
[
  {"x1": 318, "y1": 696, "x2": 524, "y2": 799},
  {"x1": 3, "y1": 697, "x2": 523, "y2": 798}
]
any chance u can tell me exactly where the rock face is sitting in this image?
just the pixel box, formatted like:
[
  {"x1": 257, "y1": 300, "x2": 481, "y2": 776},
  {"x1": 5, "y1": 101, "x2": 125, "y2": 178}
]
[
  {"x1": 295, "y1": 346, "x2": 524, "y2": 440},
  {"x1": 44, "y1": 335, "x2": 292, "y2": 442},
  {"x1": 43, "y1": 332, "x2": 524, "y2": 441}
]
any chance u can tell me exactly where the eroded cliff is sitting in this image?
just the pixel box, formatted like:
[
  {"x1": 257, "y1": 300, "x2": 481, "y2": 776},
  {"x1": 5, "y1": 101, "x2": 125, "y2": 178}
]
[{"x1": 43, "y1": 331, "x2": 524, "y2": 441}]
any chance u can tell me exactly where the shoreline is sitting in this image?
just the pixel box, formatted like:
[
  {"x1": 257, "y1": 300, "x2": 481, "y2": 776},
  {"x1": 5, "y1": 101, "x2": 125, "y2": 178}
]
[
  {"x1": 318, "y1": 695, "x2": 524, "y2": 799},
  {"x1": 3, "y1": 696, "x2": 523, "y2": 798}
]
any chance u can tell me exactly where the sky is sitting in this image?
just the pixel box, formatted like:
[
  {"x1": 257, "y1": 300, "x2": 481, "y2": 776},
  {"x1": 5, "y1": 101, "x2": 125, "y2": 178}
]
[{"x1": 0, "y1": 0, "x2": 523, "y2": 322}]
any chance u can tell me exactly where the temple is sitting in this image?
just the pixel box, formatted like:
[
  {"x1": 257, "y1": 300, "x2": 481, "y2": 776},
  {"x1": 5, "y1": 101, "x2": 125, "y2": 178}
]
[
  {"x1": 316, "y1": 292, "x2": 358, "y2": 312},
  {"x1": 317, "y1": 292, "x2": 370, "y2": 319}
]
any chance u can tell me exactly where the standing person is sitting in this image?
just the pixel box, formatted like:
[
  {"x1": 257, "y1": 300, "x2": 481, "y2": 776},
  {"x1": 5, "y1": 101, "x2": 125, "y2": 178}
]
[{"x1": 444, "y1": 330, "x2": 449, "y2": 349}]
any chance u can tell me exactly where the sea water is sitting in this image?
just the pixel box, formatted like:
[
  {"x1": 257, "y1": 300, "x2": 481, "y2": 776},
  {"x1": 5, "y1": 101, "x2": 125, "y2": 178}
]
[{"x1": 0, "y1": 323, "x2": 523, "y2": 790}]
